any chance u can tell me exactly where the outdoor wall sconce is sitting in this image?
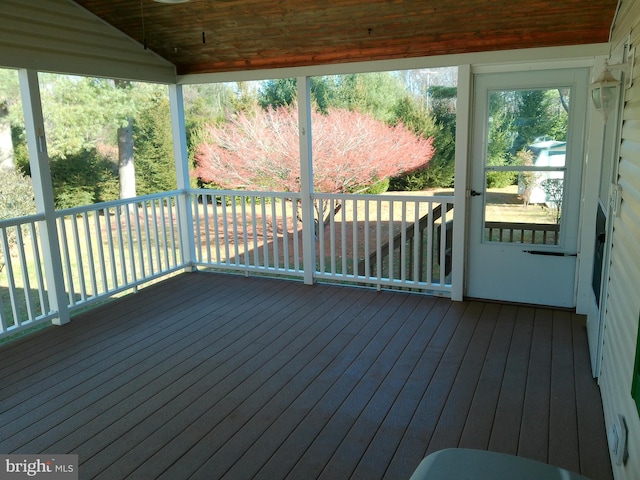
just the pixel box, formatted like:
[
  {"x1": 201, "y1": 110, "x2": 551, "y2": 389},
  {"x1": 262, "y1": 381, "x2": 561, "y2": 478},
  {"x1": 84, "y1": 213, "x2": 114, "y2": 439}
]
[
  {"x1": 590, "y1": 67, "x2": 621, "y2": 120},
  {"x1": 590, "y1": 48, "x2": 634, "y2": 120}
]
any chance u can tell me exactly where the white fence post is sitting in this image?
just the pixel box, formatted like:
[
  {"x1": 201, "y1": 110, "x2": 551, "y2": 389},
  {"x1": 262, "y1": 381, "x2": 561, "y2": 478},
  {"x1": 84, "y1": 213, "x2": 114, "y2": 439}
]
[
  {"x1": 169, "y1": 84, "x2": 196, "y2": 271},
  {"x1": 297, "y1": 76, "x2": 316, "y2": 284},
  {"x1": 18, "y1": 69, "x2": 70, "y2": 325}
]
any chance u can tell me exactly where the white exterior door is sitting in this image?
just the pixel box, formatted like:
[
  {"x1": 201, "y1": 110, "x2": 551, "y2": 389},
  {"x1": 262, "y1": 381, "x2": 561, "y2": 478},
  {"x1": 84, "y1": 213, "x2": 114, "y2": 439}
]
[{"x1": 466, "y1": 68, "x2": 589, "y2": 308}]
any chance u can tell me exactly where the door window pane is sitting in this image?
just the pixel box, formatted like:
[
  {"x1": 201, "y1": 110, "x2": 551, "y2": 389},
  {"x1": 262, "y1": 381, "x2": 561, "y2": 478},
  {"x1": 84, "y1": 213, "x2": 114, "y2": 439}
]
[{"x1": 483, "y1": 88, "x2": 570, "y2": 245}]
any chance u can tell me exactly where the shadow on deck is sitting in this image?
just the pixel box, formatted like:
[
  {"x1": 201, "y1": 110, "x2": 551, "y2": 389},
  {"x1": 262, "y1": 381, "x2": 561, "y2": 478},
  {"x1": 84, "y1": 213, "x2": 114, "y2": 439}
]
[{"x1": 0, "y1": 272, "x2": 613, "y2": 480}]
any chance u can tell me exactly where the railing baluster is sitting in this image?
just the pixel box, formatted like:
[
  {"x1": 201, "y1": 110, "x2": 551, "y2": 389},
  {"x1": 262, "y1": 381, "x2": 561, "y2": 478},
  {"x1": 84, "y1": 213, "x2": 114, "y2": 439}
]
[
  {"x1": 340, "y1": 199, "x2": 347, "y2": 277},
  {"x1": 281, "y1": 197, "x2": 289, "y2": 270},
  {"x1": 212, "y1": 195, "x2": 221, "y2": 264},
  {"x1": 194, "y1": 195, "x2": 203, "y2": 263},
  {"x1": 352, "y1": 198, "x2": 358, "y2": 277},
  {"x1": 266, "y1": 197, "x2": 279, "y2": 270},
  {"x1": 376, "y1": 200, "x2": 382, "y2": 283},
  {"x1": 241, "y1": 198, "x2": 249, "y2": 271},
  {"x1": 251, "y1": 196, "x2": 259, "y2": 267},
  {"x1": 439, "y1": 207, "x2": 447, "y2": 286},
  {"x1": 316, "y1": 198, "x2": 322, "y2": 273},
  {"x1": 82, "y1": 212, "x2": 97, "y2": 297},
  {"x1": 159, "y1": 199, "x2": 170, "y2": 270},
  {"x1": 123, "y1": 204, "x2": 137, "y2": 285},
  {"x1": 113, "y1": 207, "x2": 126, "y2": 286},
  {"x1": 232, "y1": 195, "x2": 240, "y2": 266},
  {"x1": 222, "y1": 195, "x2": 231, "y2": 265},
  {"x1": 93, "y1": 210, "x2": 107, "y2": 294},
  {"x1": 15, "y1": 227, "x2": 35, "y2": 321},
  {"x1": 151, "y1": 200, "x2": 162, "y2": 272},
  {"x1": 363, "y1": 198, "x2": 370, "y2": 278},
  {"x1": 330, "y1": 198, "x2": 336, "y2": 276},
  {"x1": 388, "y1": 201, "x2": 394, "y2": 280},
  {"x1": 426, "y1": 203, "x2": 434, "y2": 285},
  {"x1": 105, "y1": 207, "x2": 119, "y2": 289},
  {"x1": 259, "y1": 196, "x2": 268, "y2": 269},
  {"x1": 400, "y1": 201, "x2": 407, "y2": 282},
  {"x1": 139, "y1": 201, "x2": 151, "y2": 277},
  {"x1": 202, "y1": 195, "x2": 211, "y2": 263},
  {"x1": 1, "y1": 228, "x2": 20, "y2": 325},
  {"x1": 413, "y1": 201, "x2": 420, "y2": 285},
  {"x1": 0, "y1": 228, "x2": 9, "y2": 331},
  {"x1": 168, "y1": 197, "x2": 178, "y2": 268},
  {"x1": 70, "y1": 214, "x2": 87, "y2": 302},
  {"x1": 29, "y1": 222, "x2": 48, "y2": 316},
  {"x1": 292, "y1": 197, "x2": 300, "y2": 272}
]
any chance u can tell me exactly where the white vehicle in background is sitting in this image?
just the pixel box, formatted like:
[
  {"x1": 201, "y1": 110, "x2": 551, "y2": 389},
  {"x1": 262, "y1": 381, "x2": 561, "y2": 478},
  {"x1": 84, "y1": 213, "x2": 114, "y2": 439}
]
[{"x1": 518, "y1": 139, "x2": 566, "y2": 206}]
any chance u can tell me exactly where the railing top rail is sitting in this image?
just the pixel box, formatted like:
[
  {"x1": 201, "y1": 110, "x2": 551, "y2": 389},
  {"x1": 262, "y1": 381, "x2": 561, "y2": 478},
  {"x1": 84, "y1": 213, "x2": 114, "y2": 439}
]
[
  {"x1": 55, "y1": 190, "x2": 184, "y2": 218},
  {"x1": 485, "y1": 221, "x2": 560, "y2": 231},
  {"x1": 0, "y1": 213, "x2": 46, "y2": 229},
  {"x1": 192, "y1": 189, "x2": 302, "y2": 200},
  {"x1": 312, "y1": 192, "x2": 455, "y2": 203}
]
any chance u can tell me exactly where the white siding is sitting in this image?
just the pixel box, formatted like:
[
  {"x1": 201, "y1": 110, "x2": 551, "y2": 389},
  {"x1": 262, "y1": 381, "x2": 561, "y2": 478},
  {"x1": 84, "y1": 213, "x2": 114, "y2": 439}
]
[
  {"x1": 600, "y1": 1, "x2": 640, "y2": 478},
  {"x1": 0, "y1": 0, "x2": 175, "y2": 83}
]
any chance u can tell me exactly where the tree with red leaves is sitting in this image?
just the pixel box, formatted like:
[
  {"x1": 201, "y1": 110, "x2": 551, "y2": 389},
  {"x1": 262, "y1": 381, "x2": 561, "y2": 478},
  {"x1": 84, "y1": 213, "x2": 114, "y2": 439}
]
[{"x1": 193, "y1": 104, "x2": 434, "y2": 193}]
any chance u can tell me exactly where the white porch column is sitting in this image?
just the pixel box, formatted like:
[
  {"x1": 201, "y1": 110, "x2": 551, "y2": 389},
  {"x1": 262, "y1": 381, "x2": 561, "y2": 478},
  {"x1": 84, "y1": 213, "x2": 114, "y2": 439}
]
[
  {"x1": 452, "y1": 64, "x2": 472, "y2": 302},
  {"x1": 297, "y1": 76, "x2": 316, "y2": 284},
  {"x1": 169, "y1": 84, "x2": 196, "y2": 270},
  {"x1": 18, "y1": 69, "x2": 70, "y2": 325}
]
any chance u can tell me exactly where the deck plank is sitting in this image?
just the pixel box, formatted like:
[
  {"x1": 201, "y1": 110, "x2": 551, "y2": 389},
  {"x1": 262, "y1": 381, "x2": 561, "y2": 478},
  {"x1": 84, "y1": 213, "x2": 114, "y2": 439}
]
[
  {"x1": 348, "y1": 297, "x2": 454, "y2": 480},
  {"x1": 424, "y1": 301, "x2": 500, "y2": 455},
  {"x1": 86, "y1": 280, "x2": 320, "y2": 478},
  {"x1": 458, "y1": 303, "x2": 517, "y2": 450},
  {"x1": 248, "y1": 290, "x2": 411, "y2": 480},
  {"x1": 572, "y1": 313, "x2": 614, "y2": 480},
  {"x1": 518, "y1": 308, "x2": 553, "y2": 463},
  {"x1": 0, "y1": 272, "x2": 613, "y2": 480},
  {"x1": 17, "y1": 276, "x2": 294, "y2": 457},
  {"x1": 488, "y1": 306, "x2": 535, "y2": 455},
  {"x1": 383, "y1": 300, "x2": 484, "y2": 479},
  {"x1": 548, "y1": 309, "x2": 580, "y2": 472}
]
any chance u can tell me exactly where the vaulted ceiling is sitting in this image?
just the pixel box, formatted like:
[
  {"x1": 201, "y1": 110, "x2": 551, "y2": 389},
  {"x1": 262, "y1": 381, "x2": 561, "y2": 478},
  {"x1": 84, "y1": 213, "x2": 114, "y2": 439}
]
[{"x1": 72, "y1": 0, "x2": 619, "y2": 76}]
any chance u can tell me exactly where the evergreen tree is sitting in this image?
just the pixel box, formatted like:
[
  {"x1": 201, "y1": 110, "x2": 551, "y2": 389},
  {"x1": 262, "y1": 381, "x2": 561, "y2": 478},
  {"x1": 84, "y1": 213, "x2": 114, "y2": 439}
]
[
  {"x1": 486, "y1": 90, "x2": 517, "y2": 187},
  {"x1": 134, "y1": 95, "x2": 176, "y2": 195}
]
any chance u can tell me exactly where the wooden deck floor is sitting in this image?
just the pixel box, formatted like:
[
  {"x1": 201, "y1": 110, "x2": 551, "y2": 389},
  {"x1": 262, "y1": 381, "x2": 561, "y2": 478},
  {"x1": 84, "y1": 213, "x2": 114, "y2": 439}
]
[{"x1": 0, "y1": 272, "x2": 612, "y2": 480}]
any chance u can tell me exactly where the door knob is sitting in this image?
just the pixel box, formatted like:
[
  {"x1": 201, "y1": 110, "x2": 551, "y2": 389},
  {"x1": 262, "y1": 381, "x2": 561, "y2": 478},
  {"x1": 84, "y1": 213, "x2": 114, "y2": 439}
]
[{"x1": 470, "y1": 190, "x2": 482, "y2": 197}]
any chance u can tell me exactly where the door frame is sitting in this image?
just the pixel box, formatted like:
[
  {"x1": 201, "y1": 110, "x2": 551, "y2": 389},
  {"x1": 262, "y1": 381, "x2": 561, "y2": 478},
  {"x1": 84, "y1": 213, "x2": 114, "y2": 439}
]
[{"x1": 464, "y1": 67, "x2": 590, "y2": 307}]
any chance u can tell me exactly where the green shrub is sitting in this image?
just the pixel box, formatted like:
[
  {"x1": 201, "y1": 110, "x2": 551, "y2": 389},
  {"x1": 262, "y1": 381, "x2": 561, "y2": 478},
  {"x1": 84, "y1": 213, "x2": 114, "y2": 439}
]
[
  {"x1": 0, "y1": 168, "x2": 35, "y2": 220},
  {"x1": 362, "y1": 177, "x2": 390, "y2": 194},
  {"x1": 53, "y1": 187, "x2": 97, "y2": 210},
  {"x1": 486, "y1": 170, "x2": 516, "y2": 188},
  {"x1": 50, "y1": 149, "x2": 118, "y2": 209}
]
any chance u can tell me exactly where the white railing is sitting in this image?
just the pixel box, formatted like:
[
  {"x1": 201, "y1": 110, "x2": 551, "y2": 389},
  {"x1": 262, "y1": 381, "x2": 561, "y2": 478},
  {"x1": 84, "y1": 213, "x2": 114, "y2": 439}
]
[
  {"x1": 191, "y1": 190, "x2": 304, "y2": 277},
  {"x1": 56, "y1": 191, "x2": 185, "y2": 310},
  {"x1": 0, "y1": 213, "x2": 55, "y2": 336},
  {"x1": 314, "y1": 193, "x2": 454, "y2": 292},
  {"x1": 191, "y1": 190, "x2": 454, "y2": 293},
  {"x1": 1, "y1": 191, "x2": 185, "y2": 339},
  {"x1": 1, "y1": 189, "x2": 455, "y2": 340}
]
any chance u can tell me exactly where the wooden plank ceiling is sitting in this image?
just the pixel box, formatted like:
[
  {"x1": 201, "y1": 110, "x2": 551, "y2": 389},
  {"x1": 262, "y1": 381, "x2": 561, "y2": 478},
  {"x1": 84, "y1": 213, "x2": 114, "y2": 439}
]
[{"x1": 71, "y1": 0, "x2": 619, "y2": 76}]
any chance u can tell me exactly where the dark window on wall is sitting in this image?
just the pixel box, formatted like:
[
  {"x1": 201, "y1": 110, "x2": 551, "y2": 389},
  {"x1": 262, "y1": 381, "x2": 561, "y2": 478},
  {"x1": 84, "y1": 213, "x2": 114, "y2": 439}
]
[
  {"x1": 633, "y1": 314, "x2": 640, "y2": 415},
  {"x1": 592, "y1": 203, "x2": 607, "y2": 306}
]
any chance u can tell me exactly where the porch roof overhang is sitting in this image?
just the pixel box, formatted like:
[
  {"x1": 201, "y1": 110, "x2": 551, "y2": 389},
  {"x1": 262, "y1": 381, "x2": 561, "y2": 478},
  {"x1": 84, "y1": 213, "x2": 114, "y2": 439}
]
[
  {"x1": 1, "y1": 0, "x2": 620, "y2": 84},
  {"x1": 72, "y1": 0, "x2": 620, "y2": 77}
]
